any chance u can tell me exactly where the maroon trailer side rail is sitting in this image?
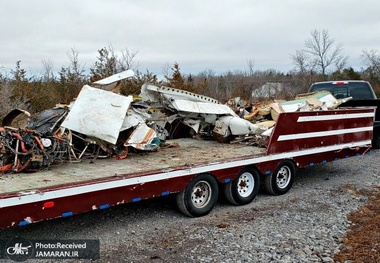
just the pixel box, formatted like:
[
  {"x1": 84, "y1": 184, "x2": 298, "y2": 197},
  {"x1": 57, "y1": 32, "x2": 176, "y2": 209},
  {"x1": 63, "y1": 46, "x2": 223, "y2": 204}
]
[{"x1": 0, "y1": 108, "x2": 375, "y2": 229}]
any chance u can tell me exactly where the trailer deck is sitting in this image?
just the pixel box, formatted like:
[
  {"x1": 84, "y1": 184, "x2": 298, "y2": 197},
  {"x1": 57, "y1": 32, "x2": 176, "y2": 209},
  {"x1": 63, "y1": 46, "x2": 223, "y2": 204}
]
[{"x1": 0, "y1": 139, "x2": 265, "y2": 194}]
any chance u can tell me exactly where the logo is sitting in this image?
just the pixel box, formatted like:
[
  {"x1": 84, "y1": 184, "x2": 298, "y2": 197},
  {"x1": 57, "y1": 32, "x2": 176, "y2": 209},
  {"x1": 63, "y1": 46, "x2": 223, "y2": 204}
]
[
  {"x1": 1, "y1": 238, "x2": 99, "y2": 261},
  {"x1": 5, "y1": 238, "x2": 34, "y2": 262}
]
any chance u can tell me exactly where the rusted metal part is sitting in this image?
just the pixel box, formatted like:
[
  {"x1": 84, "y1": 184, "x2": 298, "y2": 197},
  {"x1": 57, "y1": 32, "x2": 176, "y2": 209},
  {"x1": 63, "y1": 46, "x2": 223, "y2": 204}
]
[
  {"x1": 0, "y1": 126, "x2": 71, "y2": 174},
  {"x1": 0, "y1": 163, "x2": 13, "y2": 173}
]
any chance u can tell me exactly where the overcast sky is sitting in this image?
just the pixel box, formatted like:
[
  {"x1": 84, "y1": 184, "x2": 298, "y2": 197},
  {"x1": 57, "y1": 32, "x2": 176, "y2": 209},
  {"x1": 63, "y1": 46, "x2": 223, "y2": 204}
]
[{"x1": 1, "y1": 0, "x2": 380, "y2": 78}]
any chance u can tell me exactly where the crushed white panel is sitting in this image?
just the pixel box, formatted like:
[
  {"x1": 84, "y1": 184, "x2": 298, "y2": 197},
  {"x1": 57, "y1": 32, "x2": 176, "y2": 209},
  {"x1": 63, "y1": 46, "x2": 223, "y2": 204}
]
[
  {"x1": 140, "y1": 84, "x2": 160, "y2": 102},
  {"x1": 213, "y1": 117, "x2": 230, "y2": 136},
  {"x1": 280, "y1": 103, "x2": 301, "y2": 112},
  {"x1": 61, "y1": 85, "x2": 133, "y2": 144},
  {"x1": 121, "y1": 108, "x2": 150, "y2": 131},
  {"x1": 125, "y1": 123, "x2": 157, "y2": 150},
  {"x1": 140, "y1": 83, "x2": 220, "y2": 104},
  {"x1": 202, "y1": 114, "x2": 217, "y2": 124},
  {"x1": 317, "y1": 93, "x2": 339, "y2": 108},
  {"x1": 92, "y1": 70, "x2": 134, "y2": 85},
  {"x1": 121, "y1": 112, "x2": 145, "y2": 131},
  {"x1": 226, "y1": 116, "x2": 260, "y2": 135},
  {"x1": 183, "y1": 119, "x2": 201, "y2": 132},
  {"x1": 214, "y1": 116, "x2": 260, "y2": 136},
  {"x1": 262, "y1": 127, "x2": 274, "y2": 137},
  {"x1": 169, "y1": 99, "x2": 237, "y2": 116}
]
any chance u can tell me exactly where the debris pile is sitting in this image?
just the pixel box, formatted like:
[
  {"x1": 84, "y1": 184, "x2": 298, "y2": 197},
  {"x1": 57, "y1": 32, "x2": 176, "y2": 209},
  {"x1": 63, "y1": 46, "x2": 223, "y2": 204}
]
[
  {"x1": 225, "y1": 90, "x2": 352, "y2": 146},
  {"x1": 0, "y1": 70, "x2": 352, "y2": 174}
]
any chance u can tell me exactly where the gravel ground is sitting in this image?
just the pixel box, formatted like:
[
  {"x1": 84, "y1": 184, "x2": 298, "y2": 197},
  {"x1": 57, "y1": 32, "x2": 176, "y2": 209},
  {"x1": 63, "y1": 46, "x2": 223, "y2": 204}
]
[{"x1": 0, "y1": 149, "x2": 379, "y2": 263}]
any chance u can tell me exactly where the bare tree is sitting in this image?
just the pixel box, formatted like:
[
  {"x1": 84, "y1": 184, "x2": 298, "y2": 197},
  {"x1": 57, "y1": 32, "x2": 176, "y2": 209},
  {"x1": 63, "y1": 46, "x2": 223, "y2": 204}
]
[
  {"x1": 290, "y1": 49, "x2": 319, "y2": 91},
  {"x1": 291, "y1": 49, "x2": 315, "y2": 74},
  {"x1": 161, "y1": 62, "x2": 171, "y2": 79},
  {"x1": 304, "y1": 29, "x2": 348, "y2": 76},
  {"x1": 247, "y1": 59, "x2": 255, "y2": 76},
  {"x1": 41, "y1": 59, "x2": 55, "y2": 83},
  {"x1": 361, "y1": 49, "x2": 380, "y2": 79},
  {"x1": 292, "y1": 29, "x2": 348, "y2": 80},
  {"x1": 67, "y1": 48, "x2": 86, "y2": 82},
  {"x1": 119, "y1": 48, "x2": 140, "y2": 71},
  {"x1": 58, "y1": 48, "x2": 87, "y2": 103},
  {"x1": 59, "y1": 48, "x2": 86, "y2": 84}
]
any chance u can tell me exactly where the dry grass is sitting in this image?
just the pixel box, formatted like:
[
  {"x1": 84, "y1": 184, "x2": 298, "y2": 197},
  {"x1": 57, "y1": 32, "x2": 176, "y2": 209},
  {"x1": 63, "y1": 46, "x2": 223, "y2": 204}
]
[{"x1": 334, "y1": 186, "x2": 380, "y2": 263}]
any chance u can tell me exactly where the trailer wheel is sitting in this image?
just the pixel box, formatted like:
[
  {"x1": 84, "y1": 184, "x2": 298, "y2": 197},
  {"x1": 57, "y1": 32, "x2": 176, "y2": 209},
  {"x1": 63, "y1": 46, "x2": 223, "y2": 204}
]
[
  {"x1": 372, "y1": 129, "x2": 380, "y2": 149},
  {"x1": 224, "y1": 167, "x2": 260, "y2": 205},
  {"x1": 264, "y1": 160, "x2": 295, "y2": 195},
  {"x1": 176, "y1": 173, "x2": 219, "y2": 217}
]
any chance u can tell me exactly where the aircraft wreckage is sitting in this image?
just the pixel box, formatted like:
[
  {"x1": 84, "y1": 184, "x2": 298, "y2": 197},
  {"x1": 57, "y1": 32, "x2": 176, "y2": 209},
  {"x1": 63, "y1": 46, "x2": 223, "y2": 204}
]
[{"x1": 0, "y1": 70, "x2": 352, "y2": 174}]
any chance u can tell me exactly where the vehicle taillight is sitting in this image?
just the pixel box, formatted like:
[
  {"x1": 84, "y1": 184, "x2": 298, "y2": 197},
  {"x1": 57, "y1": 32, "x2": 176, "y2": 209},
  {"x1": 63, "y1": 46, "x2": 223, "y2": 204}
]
[{"x1": 333, "y1": 81, "x2": 348, "y2": 85}]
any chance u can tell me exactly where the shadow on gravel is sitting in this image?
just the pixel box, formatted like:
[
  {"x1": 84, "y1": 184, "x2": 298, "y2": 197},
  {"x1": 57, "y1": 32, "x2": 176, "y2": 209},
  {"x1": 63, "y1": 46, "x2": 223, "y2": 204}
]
[
  {"x1": 0, "y1": 195, "x2": 178, "y2": 239},
  {"x1": 334, "y1": 185, "x2": 380, "y2": 263}
]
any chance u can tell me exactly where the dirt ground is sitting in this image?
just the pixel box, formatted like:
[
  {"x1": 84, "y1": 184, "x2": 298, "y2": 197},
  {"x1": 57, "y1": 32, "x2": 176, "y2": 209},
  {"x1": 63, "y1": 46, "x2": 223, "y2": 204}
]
[{"x1": 334, "y1": 185, "x2": 380, "y2": 263}]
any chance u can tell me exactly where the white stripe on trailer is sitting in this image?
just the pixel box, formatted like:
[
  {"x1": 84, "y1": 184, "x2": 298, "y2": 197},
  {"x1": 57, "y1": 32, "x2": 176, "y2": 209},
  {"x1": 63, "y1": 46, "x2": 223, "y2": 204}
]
[
  {"x1": 297, "y1": 112, "x2": 375, "y2": 122},
  {"x1": 0, "y1": 140, "x2": 371, "y2": 208},
  {"x1": 278, "y1": 126, "x2": 373, "y2": 141}
]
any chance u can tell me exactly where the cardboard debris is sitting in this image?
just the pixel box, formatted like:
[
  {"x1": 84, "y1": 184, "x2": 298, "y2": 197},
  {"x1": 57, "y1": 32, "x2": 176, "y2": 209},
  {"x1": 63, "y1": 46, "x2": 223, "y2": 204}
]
[{"x1": 280, "y1": 90, "x2": 352, "y2": 112}]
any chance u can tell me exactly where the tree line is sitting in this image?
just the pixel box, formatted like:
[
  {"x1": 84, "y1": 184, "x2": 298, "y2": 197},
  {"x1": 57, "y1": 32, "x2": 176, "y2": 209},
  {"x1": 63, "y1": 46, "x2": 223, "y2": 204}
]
[{"x1": 1, "y1": 29, "x2": 380, "y2": 120}]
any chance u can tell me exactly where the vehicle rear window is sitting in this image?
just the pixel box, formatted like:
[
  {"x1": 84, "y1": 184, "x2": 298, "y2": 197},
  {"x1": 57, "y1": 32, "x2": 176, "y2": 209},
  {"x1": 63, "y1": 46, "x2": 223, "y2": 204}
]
[{"x1": 310, "y1": 82, "x2": 375, "y2": 100}]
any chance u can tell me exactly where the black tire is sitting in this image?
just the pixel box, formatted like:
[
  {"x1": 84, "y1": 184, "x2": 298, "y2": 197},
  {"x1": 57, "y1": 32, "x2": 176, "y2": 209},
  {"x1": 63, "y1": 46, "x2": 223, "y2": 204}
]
[
  {"x1": 372, "y1": 130, "x2": 380, "y2": 149},
  {"x1": 224, "y1": 167, "x2": 260, "y2": 205},
  {"x1": 176, "y1": 173, "x2": 219, "y2": 217},
  {"x1": 264, "y1": 160, "x2": 296, "y2": 195}
]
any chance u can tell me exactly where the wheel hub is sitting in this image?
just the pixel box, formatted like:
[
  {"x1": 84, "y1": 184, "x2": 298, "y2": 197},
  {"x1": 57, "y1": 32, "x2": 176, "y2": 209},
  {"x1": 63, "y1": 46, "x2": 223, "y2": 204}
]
[
  {"x1": 191, "y1": 181, "x2": 211, "y2": 208},
  {"x1": 237, "y1": 172, "x2": 255, "y2": 198},
  {"x1": 276, "y1": 166, "x2": 291, "y2": 189}
]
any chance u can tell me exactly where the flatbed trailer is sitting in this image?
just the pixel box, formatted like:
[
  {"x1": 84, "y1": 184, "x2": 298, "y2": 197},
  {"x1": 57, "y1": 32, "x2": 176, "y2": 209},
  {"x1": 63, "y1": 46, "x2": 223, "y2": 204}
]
[{"x1": 0, "y1": 107, "x2": 375, "y2": 229}]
